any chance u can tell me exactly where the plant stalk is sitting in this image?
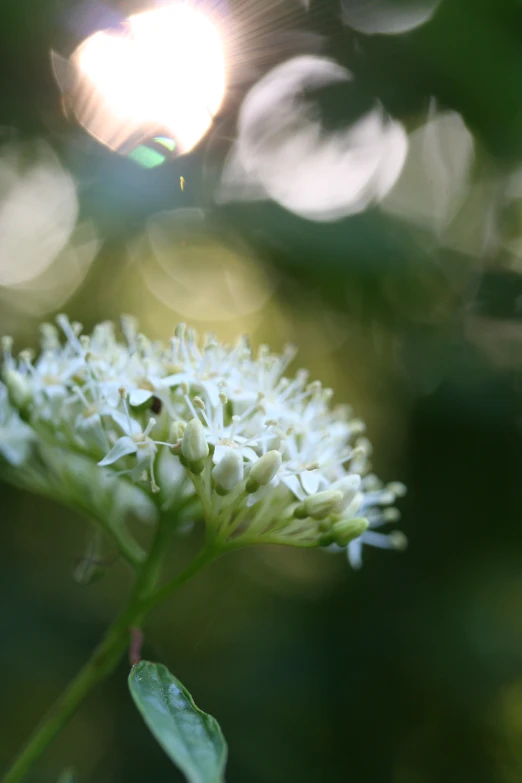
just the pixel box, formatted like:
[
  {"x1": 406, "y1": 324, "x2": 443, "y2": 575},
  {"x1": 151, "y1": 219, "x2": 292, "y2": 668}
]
[{"x1": 2, "y1": 529, "x2": 218, "y2": 783}]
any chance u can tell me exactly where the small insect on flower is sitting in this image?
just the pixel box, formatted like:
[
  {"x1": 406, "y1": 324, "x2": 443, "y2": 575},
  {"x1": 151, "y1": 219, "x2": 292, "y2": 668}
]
[
  {"x1": 1, "y1": 316, "x2": 406, "y2": 566},
  {"x1": 150, "y1": 396, "x2": 162, "y2": 414}
]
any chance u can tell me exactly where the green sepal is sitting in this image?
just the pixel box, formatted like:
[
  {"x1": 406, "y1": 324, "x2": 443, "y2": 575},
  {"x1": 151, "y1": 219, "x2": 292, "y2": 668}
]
[
  {"x1": 188, "y1": 458, "x2": 205, "y2": 475},
  {"x1": 245, "y1": 477, "x2": 259, "y2": 494}
]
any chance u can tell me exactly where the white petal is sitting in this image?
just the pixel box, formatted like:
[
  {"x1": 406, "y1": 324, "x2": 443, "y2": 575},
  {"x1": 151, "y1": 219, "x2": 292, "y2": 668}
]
[
  {"x1": 361, "y1": 530, "x2": 396, "y2": 549},
  {"x1": 242, "y1": 446, "x2": 260, "y2": 463},
  {"x1": 161, "y1": 372, "x2": 191, "y2": 388},
  {"x1": 99, "y1": 383, "x2": 121, "y2": 407},
  {"x1": 201, "y1": 380, "x2": 222, "y2": 408},
  {"x1": 348, "y1": 539, "x2": 363, "y2": 569},
  {"x1": 109, "y1": 409, "x2": 141, "y2": 436},
  {"x1": 300, "y1": 469, "x2": 321, "y2": 495},
  {"x1": 98, "y1": 436, "x2": 137, "y2": 466},
  {"x1": 212, "y1": 444, "x2": 228, "y2": 464},
  {"x1": 281, "y1": 473, "x2": 307, "y2": 501},
  {"x1": 129, "y1": 388, "x2": 154, "y2": 406}
]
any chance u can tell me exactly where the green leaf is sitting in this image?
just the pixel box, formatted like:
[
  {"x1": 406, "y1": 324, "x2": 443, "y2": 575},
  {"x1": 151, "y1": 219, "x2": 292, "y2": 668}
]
[{"x1": 129, "y1": 661, "x2": 227, "y2": 783}]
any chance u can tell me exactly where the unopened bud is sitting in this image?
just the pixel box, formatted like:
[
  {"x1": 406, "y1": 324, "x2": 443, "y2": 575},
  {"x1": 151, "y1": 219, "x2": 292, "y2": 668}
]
[
  {"x1": 212, "y1": 450, "x2": 244, "y2": 493},
  {"x1": 246, "y1": 450, "x2": 282, "y2": 492},
  {"x1": 171, "y1": 421, "x2": 186, "y2": 441},
  {"x1": 181, "y1": 418, "x2": 209, "y2": 470},
  {"x1": 295, "y1": 490, "x2": 344, "y2": 520},
  {"x1": 5, "y1": 369, "x2": 31, "y2": 409},
  {"x1": 332, "y1": 517, "x2": 369, "y2": 546}
]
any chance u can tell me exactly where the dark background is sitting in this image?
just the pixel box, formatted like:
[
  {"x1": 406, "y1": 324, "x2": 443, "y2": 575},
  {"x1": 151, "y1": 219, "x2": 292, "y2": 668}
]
[{"x1": 2, "y1": 1, "x2": 522, "y2": 781}]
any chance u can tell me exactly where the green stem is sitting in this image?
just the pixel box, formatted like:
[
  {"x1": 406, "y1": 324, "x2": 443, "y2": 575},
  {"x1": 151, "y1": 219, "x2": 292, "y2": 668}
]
[
  {"x1": 141, "y1": 545, "x2": 223, "y2": 616},
  {"x1": 3, "y1": 622, "x2": 130, "y2": 783},
  {"x1": 2, "y1": 527, "x2": 218, "y2": 783}
]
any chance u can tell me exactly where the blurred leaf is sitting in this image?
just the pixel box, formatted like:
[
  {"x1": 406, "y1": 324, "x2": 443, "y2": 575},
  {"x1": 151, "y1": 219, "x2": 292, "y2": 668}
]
[{"x1": 129, "y1": 661, "x2": 227, "y2": 783}]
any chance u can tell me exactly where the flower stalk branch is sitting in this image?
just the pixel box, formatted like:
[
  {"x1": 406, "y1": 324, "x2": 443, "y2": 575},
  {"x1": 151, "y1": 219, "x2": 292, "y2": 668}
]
[{"x1": 2, "y1": 524, "x2": 220, "y2": 783}]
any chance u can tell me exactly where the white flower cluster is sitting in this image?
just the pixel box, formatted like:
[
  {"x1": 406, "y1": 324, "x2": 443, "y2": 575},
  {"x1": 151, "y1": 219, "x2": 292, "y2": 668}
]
[{"x1": 1, "y1": 315, "x2": 406, "y2": 566}]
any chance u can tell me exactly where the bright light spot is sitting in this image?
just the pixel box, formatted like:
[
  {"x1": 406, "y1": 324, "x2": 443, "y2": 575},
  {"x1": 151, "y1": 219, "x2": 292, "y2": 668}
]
[
  {"x1": 0, "y1": 221, "x2": 100, "y2": 318},
  {"x1": 0, "y1": 141, "x2": 100, "y2": 321},
  {"x1": 381, "y1": 109, "x2": 475, "y2": 236},
  {"x1": 341, "y1": 0, "x2": 441, "y2": 36},
  {"x1": 68, "y1": 3, "x2": 226, "y2": 157},
  {"x1": 218, "y1": 56, "x2": 408, "y2": 222},
  {"x1": 135, "y1": 209, "x2": 275, "y2": 322},
  {"x1": 0, "y1": 141, "x2": 78, "y2": 287}
]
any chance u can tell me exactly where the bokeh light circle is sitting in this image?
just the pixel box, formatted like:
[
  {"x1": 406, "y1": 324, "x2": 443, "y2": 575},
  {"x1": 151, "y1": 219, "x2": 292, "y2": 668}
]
[{"x1": 61, "y1": 3, "x2": 227, "y2": 162}]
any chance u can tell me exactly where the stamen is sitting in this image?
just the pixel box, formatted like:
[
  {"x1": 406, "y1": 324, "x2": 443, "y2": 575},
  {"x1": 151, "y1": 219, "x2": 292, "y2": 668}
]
[
  {"x1": 143, "y1": 417, "x2": 156, "y2": 438},
  {"x1": 119, "y1": 387, "x2": 134, "y2": 433}
]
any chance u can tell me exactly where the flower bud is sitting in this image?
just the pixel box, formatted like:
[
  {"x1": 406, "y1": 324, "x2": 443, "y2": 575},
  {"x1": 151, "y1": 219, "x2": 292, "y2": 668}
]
[
  {"x1": 4, "y1": 369, "x2": 31, "y2": 410},
  {"x1": 181, "y1": 418, "x2": 209, "y2": 471},
  {"x1": 246, "y1": 450, "x2": 281, "y2": 493},
  {"x1": 332, "y1": 517, "x2": 368, "y2": 546},
  {"x1": 295, "y1": 490, "x2": 344, "y2": 520},
  {"x1": 170, "y1": 420, "x2": 186, "y2": 442},
  {"x1": 212, "y1": 450, "x2": 244, "y2": 493}
]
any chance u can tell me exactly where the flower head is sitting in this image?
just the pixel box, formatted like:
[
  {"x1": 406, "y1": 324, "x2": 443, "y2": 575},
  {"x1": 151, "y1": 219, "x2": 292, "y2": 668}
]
[{"x1": 1, "y1": 316, "x2": 406, "y2": 564}]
